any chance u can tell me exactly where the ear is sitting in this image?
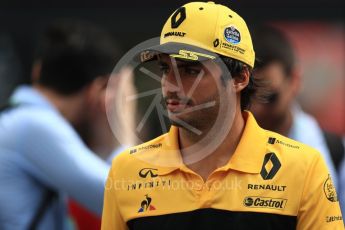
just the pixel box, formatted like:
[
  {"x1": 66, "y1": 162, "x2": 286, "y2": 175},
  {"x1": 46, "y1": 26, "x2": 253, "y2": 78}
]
[
  {"x1": 233, "y1": 67, "x2": 250, "y2": 93},
  {"x1": 85, "y1": 76, "x2": 109, "y2": 113},
  {"x1": 31, "y1": 60, "x2": 42, "y2": 83},
  {"x1": 290, "y1": 67, "x2": 301, "y2": 96}
]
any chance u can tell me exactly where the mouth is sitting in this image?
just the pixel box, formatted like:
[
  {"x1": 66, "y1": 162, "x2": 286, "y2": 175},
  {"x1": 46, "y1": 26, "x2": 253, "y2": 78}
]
[{"x1": 165, "y1": 99, "x2": 190, "y2": 113}]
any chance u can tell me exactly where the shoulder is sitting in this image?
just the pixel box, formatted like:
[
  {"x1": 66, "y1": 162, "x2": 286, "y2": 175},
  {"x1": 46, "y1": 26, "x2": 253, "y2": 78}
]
[
  {"x1": 0, "y1": 106, "x2": 79, "y2": 150},
  {"x1": 264, "y1": 129, "x2": 323, "y2": 173},
  {"x1": 2, "y1": 106, "x2": 65, "y2": 129},
  {"x1": 16, "y1": 106, "x2": 73, "y2": 135}
]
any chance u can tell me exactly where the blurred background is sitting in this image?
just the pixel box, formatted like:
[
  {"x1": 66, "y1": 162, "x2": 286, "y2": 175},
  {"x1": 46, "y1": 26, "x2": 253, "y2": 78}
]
[{"x1": 1, "y1": 0, "x2": 344, "y2": 137}]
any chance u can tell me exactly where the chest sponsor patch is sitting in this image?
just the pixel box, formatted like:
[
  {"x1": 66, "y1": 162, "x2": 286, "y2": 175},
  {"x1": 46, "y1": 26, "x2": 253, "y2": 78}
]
[{"x1": 243, "y1": 196, "x2": 287, "y2": 210}]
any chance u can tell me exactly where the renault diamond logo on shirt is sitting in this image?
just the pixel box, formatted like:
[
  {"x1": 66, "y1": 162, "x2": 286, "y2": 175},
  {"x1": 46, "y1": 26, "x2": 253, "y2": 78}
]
[
  {"x1": 260, "y1": 152, "x2": 281, "y2": 180},
  {"x1": 139, "y1": 168, "x2": 158, "y2": 178}
]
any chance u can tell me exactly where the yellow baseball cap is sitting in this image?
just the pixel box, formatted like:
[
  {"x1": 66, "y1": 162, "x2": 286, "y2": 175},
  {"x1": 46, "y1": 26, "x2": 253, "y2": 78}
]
[{"x1": 142, "y1": 1, "x2": 255, "y2": 68}]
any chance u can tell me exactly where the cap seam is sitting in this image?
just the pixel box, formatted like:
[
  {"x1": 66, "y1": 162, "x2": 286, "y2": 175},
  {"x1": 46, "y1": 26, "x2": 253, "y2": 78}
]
[{"x1": 212, "y1": 4, "x2": 222, "y2": 56}]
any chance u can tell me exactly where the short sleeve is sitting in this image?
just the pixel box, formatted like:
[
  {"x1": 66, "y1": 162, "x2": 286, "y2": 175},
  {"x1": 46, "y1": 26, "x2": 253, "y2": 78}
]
[{"x1": 297, "y1": 152, "x2": 344, "y2": 229}]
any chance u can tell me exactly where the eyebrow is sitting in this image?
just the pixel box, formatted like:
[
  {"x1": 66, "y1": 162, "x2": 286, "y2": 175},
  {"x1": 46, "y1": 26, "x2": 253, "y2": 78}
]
[{"x1": 158, "y1": 60, "x2": 202, "y2": 68}]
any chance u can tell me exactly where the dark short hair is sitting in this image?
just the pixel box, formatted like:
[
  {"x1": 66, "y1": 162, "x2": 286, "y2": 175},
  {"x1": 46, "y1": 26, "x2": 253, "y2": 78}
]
[
  {"x1": 251, "y1": 24, "x2": 295, "y2": 76},
  {"x1": 218, "y1": 56, "x2": 259, "y2": 111},
  {"x1": 35, "y1": 19, "x2": 121, "y2": 95}
]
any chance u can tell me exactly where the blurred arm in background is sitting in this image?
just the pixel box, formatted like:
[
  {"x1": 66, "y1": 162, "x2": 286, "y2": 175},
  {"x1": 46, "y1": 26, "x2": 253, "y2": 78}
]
[{"x1": 0, "y1": 19, "x2": 136, "y2": 229}]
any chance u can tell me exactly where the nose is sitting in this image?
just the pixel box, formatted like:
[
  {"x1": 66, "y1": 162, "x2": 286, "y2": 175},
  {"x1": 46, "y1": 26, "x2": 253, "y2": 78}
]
[{"x1": 161, "y1": 69, "x2": 182, "y2": 94}]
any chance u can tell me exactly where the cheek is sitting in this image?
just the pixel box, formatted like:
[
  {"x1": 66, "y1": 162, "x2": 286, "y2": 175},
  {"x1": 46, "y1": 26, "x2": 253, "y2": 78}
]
[
  {"x1": 99, "y1": 91, "x2": 107, "y2": 112},
  {"x1": 193, "y1": 82, "x2": 219, "y2": 102},
  {"x1": 277, "y1": 91, "x2": 293, "y2": 109}
]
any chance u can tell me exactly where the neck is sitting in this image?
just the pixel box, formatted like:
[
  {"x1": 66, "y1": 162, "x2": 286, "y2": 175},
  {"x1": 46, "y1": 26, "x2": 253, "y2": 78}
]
[
  {"x1": 33, "y1": 84, "x2": 85, "y2": 125},
  {"x1": 178, "y1": 109, "x2": 246, "y2": 181}
]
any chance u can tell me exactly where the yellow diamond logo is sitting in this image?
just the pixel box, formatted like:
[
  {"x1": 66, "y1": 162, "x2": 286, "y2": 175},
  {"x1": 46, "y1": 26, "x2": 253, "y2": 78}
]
[{"x1": 265, "y1": 160, "x2": 274, "y2": 173}]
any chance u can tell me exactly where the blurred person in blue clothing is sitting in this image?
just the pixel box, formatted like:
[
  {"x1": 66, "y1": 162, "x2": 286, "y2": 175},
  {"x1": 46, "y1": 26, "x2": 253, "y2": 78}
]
[
  {"x1": 0, "y1": 20, "x2": 134, "y2": 229},
  {"x1": 249, "y1": 24, "x2": 339, "y2": 189}
]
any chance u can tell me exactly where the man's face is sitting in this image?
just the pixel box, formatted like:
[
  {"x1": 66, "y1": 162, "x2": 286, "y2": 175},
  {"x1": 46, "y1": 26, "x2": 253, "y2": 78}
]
[
  {"x1": 250, "y1": 62, "x2": 296, "y2": 131},
  {"x1": 158, "y1": 54, "x2": 226, "y2": 132},
  {"x1": 75, "y1": 75, "x2": 110, "y2": 143}
]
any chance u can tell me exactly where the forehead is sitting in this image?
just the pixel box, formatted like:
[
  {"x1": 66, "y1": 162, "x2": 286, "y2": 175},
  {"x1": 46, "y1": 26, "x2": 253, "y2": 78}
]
[{"x1": 255, "y1": 62, "x2": 287, "y2": 87}]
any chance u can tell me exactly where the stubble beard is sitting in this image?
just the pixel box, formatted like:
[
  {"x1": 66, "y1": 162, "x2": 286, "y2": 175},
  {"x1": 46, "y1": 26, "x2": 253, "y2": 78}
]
[{"x1": 168, "y1": 92, "x2": 221, "y2": 140}]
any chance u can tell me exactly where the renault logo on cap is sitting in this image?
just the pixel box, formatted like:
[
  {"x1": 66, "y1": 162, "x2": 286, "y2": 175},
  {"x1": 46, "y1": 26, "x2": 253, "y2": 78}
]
[
  {"x1": 260, "y1": 152, "x2": 281, "y2": 180},
  {"x1": 171, "y1": 7, "x2": 186, "y2": 29}
]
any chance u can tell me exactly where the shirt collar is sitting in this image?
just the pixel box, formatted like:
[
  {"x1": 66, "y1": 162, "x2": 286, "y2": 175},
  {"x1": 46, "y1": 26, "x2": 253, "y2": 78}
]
[
  {"x1": 10, "y1": 85, "x2": 56, "y2": 111},
  {"x1": 157, "y1": 111, "x2": 267, "y2": 175},
  {"x1": 135, "y1": 126, "x2": 182, "y2": 175},
  {"x1": 221, "y1": 111, "x2": 267, "y2": 173}
]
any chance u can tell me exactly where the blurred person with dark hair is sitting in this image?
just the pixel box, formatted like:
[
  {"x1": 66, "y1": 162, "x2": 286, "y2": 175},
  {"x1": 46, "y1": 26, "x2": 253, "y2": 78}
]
[
  {"x1": 0, "y1": 34, "x2": 22, "y2": 104},
  {"x1": 250, "y1": 25, "x2": 340, "y2": 188},
  {"x1": 0, "y1": 20, "x2": 135, "y2": 229}
]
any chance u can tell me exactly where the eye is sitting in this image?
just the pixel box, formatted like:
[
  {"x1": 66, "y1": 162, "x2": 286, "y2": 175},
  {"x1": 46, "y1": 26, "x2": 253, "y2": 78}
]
[
  {"x1": 184, "y1": 67, "x2": 201, "y2": 76},
  {"x1": 158, "y1": 65, "x2": 170, "y2": 75}
]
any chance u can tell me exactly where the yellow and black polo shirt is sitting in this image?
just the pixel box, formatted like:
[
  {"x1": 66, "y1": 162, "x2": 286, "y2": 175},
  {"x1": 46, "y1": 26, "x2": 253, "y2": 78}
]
[{"x1": 101, "y1": 112, "x2": 343, "y2": 230}]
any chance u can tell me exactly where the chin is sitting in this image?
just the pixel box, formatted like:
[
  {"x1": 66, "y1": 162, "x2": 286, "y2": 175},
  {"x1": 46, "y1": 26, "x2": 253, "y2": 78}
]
[
  {"x1": 170, "y1": 114, "x2": 209, "y2": 133},
  {"x1": 168, "y1": 112, "x2": 190, "y2": 125},
  {"x1": 168, "y1": 113, "x2": 186, "y2": 125}
]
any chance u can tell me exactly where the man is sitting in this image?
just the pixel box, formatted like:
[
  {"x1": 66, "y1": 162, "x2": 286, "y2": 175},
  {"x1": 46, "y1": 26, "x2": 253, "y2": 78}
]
[
  {"x1": 0, "y1": 20, "x2": 133, "y2": 229},
  {"x1": 249, "y1": 25, "x2": 340, "y2": 187},
  {"x1": 101, "y1": 2, "x2": 343, "y2": 229}
]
